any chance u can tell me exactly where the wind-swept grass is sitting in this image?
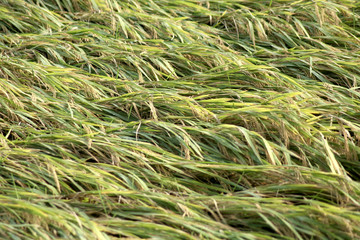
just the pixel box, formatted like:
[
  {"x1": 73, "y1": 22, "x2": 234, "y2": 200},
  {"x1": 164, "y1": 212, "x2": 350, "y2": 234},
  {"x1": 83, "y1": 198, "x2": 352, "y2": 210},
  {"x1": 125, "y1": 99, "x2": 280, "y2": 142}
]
[{"x1": 0, "y1": 0, "x2": 360, "y2": 239}]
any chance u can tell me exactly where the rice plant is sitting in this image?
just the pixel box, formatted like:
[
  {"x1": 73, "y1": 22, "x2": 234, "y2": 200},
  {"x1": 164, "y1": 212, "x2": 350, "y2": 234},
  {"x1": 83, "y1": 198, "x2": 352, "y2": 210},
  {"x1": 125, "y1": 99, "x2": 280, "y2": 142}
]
[{"x1": 0, "y1": 0, "x2": 360, "y2": 239}]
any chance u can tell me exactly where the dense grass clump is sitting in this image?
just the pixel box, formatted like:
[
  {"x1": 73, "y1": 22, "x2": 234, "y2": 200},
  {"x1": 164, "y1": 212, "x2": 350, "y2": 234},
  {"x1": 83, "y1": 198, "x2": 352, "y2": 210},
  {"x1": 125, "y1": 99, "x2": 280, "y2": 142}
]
[{"x1": 1, "y1": 0, "x2": 360, "y2": 239}]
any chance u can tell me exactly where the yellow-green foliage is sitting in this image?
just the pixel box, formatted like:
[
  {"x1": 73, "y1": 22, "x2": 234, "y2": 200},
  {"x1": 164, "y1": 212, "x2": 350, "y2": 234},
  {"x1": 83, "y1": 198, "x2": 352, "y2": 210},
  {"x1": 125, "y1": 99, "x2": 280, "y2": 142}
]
[{"x1": 0, "y1": 0, "x2": 360, "y2": 239}]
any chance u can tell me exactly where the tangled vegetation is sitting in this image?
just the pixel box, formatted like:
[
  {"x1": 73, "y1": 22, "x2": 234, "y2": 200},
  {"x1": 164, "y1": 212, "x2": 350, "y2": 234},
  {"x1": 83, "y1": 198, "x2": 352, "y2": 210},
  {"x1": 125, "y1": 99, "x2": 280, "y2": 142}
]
[{"x1": 1, "y1": 0, "x2": 360, "y2": 239}]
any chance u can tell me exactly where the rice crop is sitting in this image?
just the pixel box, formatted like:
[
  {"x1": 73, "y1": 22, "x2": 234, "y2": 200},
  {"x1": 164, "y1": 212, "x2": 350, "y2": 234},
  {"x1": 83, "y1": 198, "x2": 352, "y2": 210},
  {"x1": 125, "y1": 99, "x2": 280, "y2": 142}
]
[{"x1": 1, "y1": 0, "x2": 360, "y2": 239}]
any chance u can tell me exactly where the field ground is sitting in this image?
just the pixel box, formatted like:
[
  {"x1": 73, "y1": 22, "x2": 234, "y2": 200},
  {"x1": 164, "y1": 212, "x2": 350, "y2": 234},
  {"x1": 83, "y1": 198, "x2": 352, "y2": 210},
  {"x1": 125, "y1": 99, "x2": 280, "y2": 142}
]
[{"x1": 1, "y1": 0, "x2": 360, "y2": 239}]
